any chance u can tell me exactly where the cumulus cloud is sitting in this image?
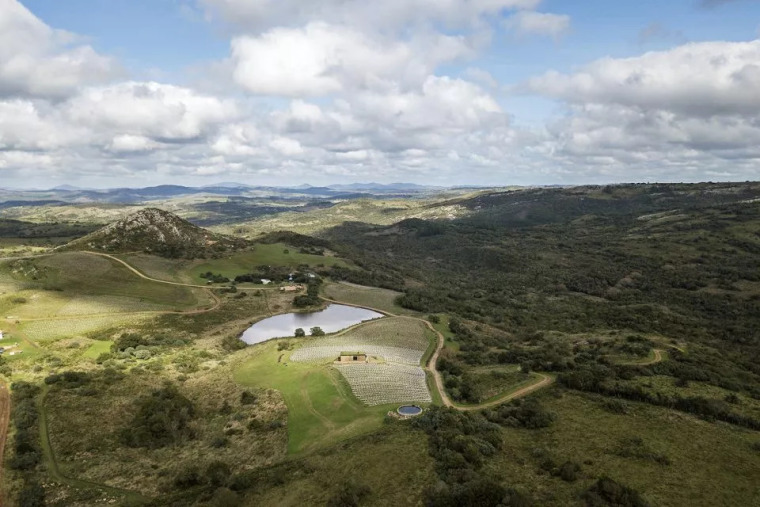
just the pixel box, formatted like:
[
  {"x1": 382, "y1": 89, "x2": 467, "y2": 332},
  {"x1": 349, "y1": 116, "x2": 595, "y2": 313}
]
[
  {"x1": 230, "y1": 22, "x2": 474, "y2": 97},
  {"x1": 64, "y1": 82, "x2": 240, "y2": 143},
  {"x1": 0, "y1": 0, "x2": 120, "y2": 99},
  {"x1": 526, "y1": 40, "x2": 760, "y2": 117},
  {"x1": 505, "y1": 11, "x2": 571, "y2": 38},
  {"x1": 527, "y1": 39, "x2": 760, "y2": 181}
]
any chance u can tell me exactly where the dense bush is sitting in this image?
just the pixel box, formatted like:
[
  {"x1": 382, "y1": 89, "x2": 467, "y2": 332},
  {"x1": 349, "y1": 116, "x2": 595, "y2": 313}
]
[
  {"x1": 120, "y1": 384, "x2": 195, "y2": 449},
  {"x1": 583, "y1": 476, "x2": 650, "y2": 507}
]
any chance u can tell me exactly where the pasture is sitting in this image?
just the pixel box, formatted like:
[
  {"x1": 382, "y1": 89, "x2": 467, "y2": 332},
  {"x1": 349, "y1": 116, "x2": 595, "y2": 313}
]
[
  {"x1": 323, "y1": 282, "x2": 411, "y2": 315},
  {"x1": 233, "y1": 341, "x2": 396, "y2": 455},
  {"x1": 4, "y1": 253, "x2": 208, "y2": 309},
  {"x1": 186, "y1": 243, "x2": 349, "y2": 282}
]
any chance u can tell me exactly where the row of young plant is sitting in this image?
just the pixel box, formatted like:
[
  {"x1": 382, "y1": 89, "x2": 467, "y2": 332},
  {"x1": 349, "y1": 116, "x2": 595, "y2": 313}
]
[
  {"x1": 291, "y1": 344, "x2": 423, "y2": 365},
  {"x1": 336, "y1": 364, "x2": 431, "y2": 406}
]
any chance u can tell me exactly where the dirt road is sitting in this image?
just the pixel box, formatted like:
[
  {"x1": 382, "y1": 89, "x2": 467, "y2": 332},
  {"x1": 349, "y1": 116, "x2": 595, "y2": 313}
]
[{"x1": 319, "y1": 295, "x2": 554, "y2": 411}]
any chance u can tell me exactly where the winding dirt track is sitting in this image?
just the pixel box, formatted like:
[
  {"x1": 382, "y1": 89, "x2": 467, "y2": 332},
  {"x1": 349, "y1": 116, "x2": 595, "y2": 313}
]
[
  {"x1": 319, "y1": 295, "x2": 554, "y2": 410},
  {"x1": 83, "y1": 251, "x2": 281, "y2": 291}
]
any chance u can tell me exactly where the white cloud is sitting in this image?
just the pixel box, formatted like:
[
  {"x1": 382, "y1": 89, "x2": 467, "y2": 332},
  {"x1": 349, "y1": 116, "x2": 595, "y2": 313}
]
[
  {"x1": 505, "y1": 11, "x2": 570, "y2": 38},
  {"x1": 230, "y1": 22, "x2": 473, "y2": 97},
  {"x1": 107, "y1": 134, "x2": 162, "y2": 153},
  {"x1": 0, "y1": 0, "x2": 120, "y2": 98},
  {"x1": 526, "y1": 39, "x2": 760, "y2": 182},
  {"x1": 64, "y1": 82, "x2": 239, "y2": 142},
  {"x1": 527, "y1": 40, "x2": 760, "y2": 116}
]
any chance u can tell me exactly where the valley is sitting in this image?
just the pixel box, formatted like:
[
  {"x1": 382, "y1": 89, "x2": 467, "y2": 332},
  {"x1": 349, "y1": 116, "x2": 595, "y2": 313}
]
[{"x1": 0, "y1": 182, "x2": 759, "y2": 506}]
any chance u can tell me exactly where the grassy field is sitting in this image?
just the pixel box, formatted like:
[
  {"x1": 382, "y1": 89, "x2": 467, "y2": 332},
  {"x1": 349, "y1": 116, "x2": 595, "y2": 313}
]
[
  {"x1": 233, "y1": 341, "x2": 397, "y2": 455},
  {"x1": 323, "y1": 282, "x2": 412, "y2": 315},
  {"x1": 429, "y1": 314, "x2": 460, "y2": 351},
  {"x1": 241, "y1": 426, "x2": 437, "y2": 506},
  {"x1": 186, "y1": 243, "x2": 349, "y2": 282},
  {"x1": 22, "y1": 315, "x2": 152, "y2": 342},
  {"x1": 3, "y1": 253, "x2": 208, "y2": 309},
  {"x1": 82, "y1": 340, "x2": 113, "y2": 359},
  {"x1": 487, "y1": 390, "x2": 760, "y2": 506}
]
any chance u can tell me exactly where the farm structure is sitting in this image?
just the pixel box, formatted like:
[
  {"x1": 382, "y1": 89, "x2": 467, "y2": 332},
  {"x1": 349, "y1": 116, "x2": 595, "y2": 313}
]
[
  {"x1": 337, "y1": 352, "x2": 367, "y2": 363},
  {"x1": 279, "y1": 285, "x2": 303, "y2": 292}
]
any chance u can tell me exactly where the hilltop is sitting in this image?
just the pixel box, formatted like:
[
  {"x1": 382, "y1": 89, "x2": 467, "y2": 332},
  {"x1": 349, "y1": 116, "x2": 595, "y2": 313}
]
[{"x1": 62, "y1": 207, "x2": 249, "y2": 258}]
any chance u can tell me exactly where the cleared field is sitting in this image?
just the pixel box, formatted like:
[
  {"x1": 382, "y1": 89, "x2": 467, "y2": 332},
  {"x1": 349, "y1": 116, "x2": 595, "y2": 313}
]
[
  {"x1": 22, "y1": 315, "x2": 151, "y2": 342},
  {"x1": 336, "y1": 364, "x2": 431, "y2": 406},
  {"x1": 290, "y1": 317, "x2": 431, "y2": 365},
  {"x1": 323, "y1": 282, "x2": 410, "y2": 315},
  {"x1": 186, "y1": 243, "x2": 348, "y2": 282},
  {"x1": 82, "y1": 340, "x2": 113, "y2": 359},
  {"x1": 234, "y1": 341, "x2": 396, "y2": 454}
]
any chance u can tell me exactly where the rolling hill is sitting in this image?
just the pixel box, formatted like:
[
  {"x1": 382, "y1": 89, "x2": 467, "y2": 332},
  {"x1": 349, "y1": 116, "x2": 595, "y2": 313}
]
[{"x1": 61, "y1": 207, "x2": 249, "y2": 258}]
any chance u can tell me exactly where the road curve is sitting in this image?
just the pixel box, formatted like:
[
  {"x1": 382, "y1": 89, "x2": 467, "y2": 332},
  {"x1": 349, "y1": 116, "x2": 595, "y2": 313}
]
[
  {"x1": 319, "y1": 294, "x2": 553, "y2": 411},
  {"x1": 83, "y1": 251, "x2": 282, "y2": 291}
]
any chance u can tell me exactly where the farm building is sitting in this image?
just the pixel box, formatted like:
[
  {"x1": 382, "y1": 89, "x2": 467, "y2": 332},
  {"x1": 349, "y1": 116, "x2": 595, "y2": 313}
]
[
  {"x1": 280, "y1": 285, "x2": 303, "y2": 292},
  {"x1": 337, "y1": 352, "x2": 367, "y2": 363}
]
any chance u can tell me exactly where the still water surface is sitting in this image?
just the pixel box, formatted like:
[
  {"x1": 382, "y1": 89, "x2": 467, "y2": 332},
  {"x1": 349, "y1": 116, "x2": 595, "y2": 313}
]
[{"x1": 241, "y1": 304, "x2": 383, "y2": 345}]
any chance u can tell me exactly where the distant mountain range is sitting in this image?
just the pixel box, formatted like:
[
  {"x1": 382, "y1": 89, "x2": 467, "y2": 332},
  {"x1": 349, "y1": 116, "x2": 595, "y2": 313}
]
[{"x1": 0, "y1": 182, "x2": 455, "y2": 204}]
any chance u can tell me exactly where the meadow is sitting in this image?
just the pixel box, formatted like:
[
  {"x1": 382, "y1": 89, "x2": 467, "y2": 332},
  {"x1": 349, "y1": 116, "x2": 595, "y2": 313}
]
[
  {"x1": 185, "y1": 242, "x2": 349, "y2": 281},
  {"x1": 233, "y1": 340, "x2": 398, "y2": 455},
  {"x1": 322, "y1": 282, "x2": 411, "y2": 315}
]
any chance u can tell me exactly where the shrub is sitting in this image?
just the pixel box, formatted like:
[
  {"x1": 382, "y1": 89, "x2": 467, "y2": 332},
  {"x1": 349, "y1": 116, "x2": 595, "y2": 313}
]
[
  {"x1": 17, "y1": 480, "x2": 45, "y2": 507},
  {"x1": 310, "y1": 326, "x2": 325, "y2": 336},
  {"x1": 558, "y1": 461, "x2": 582, "y2": 482},
  {"x1": 120, "y1": 384, "x2": 195, "y2": 449},
  {"x1": 583, "y1": 476, "x2": 650, "y2": 507},
  {"x1": 326, "y1": 479, "x2": 371, "y2": 507},
  {"x1": 206, "y1": 461, "x2": 232, "y2": 487},
  {"x1": 294, "y1": 328, "x2": 306, "y2": 337},
  {"x1": 240, "y1": 390, "x2": 257, "y2": 405}
]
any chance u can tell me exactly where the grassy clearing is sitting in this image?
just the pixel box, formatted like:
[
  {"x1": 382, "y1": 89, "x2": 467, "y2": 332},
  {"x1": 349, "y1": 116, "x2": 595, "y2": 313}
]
[
  {"x1": 4, "y1": 253, "x2": 207, "y2": 309},
  {"x1": 429, "y1": 314, "x2": 459, "y2": 351},
  {"x1": 487, "y1": 390, "x2": 760, "y2": 506},
  {"x1": 234, "y1": 341, "x2": 396, "y2": 455},
  {"x1": 22, "y1": 315, "x2": 152, "y2": 342},
  {"x1": 186, "y1": 243, "x2": 348, "y2": 282},
  {"x1": 323, "y1": 282, "x2": 412, "y2": 315},
  {"x1": 82, "y1": 340, "x2": 113, "y2": 359}
]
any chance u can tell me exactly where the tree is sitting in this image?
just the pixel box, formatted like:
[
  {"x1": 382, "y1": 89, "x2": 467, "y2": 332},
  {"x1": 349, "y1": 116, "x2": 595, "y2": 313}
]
[
  {"x1": 294, "y1": 328, "x2": 306, "y2": 337},
  {"x1": 310, "y1": 327, "x2": 325, "y2": 336}
]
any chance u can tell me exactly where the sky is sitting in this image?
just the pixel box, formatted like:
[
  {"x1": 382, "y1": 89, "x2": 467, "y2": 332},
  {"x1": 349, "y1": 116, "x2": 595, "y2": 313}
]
[{"x1": 1, "y1": 0, "x2": 760, "y2": 188}]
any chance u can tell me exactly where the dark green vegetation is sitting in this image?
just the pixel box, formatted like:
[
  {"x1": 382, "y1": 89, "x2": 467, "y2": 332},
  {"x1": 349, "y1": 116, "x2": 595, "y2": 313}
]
[{"x1": 3, "y1": 182, "x2": 760, "y2": 506}]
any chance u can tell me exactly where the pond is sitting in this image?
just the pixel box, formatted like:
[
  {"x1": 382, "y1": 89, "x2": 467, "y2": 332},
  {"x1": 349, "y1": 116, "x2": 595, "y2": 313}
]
[
  {"x1": 397, "y1": 405, "x2": 423, "y2": 417},
  {"x1": 241, "y1": 304, "x2": 384, "y2": 345}
]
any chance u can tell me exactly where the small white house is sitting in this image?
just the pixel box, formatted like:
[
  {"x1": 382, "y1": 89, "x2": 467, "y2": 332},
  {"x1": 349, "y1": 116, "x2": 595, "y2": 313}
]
[{"x1": 261, "y1": 279, "x2": 272, "y2": 285}]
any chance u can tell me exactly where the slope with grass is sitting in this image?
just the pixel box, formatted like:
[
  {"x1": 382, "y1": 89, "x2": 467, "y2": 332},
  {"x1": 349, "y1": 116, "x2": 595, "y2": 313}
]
[{"x1": 234, "y1": 341, "x2": 397, "y2": 455}]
